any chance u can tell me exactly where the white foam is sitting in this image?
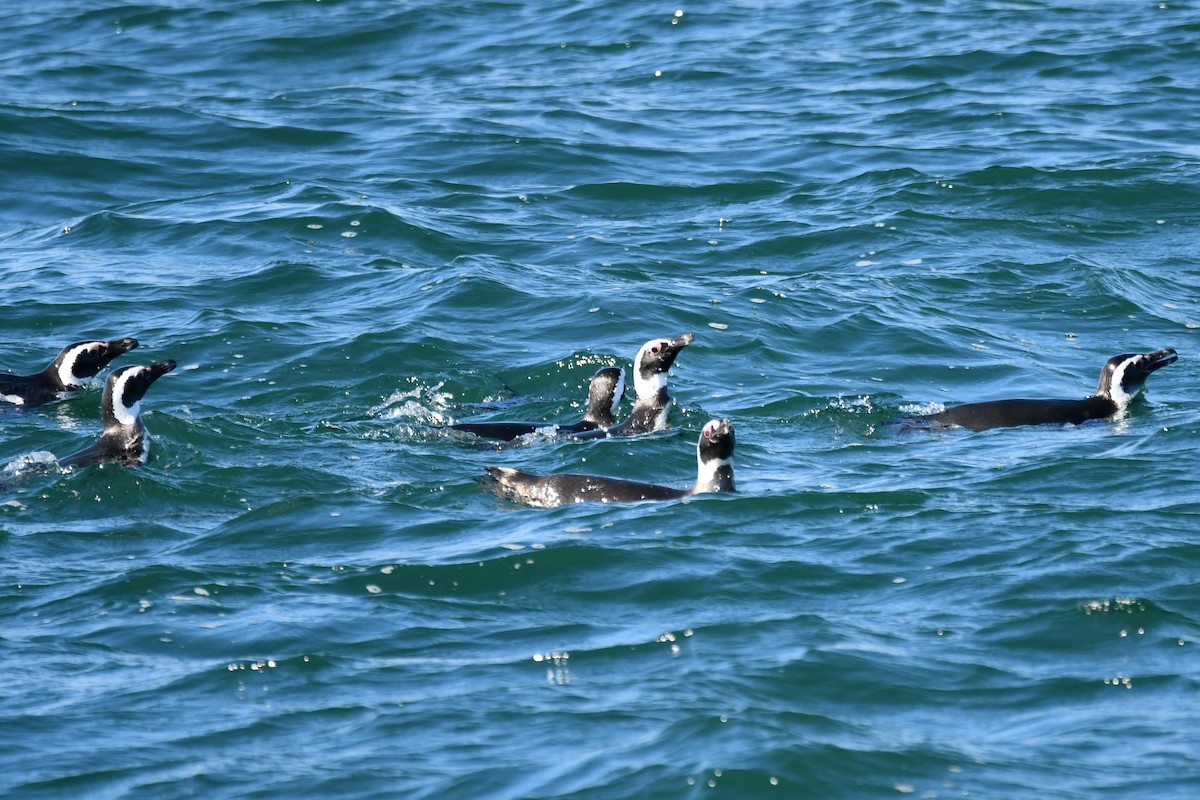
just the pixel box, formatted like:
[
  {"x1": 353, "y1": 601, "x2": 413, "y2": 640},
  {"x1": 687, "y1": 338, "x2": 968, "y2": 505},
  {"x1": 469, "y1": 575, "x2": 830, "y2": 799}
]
[
  {"x1": 1, "y1": 451, "x2": 59, "y2": 482},
  {"x1": 371, "y1": 380, "x2": 452, "y2": 421}
]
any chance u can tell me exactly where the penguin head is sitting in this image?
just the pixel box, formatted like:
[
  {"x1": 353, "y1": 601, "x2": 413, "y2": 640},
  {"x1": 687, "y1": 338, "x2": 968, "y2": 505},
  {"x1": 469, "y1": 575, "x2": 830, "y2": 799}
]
[
  {"x1": 632, "y1": 333, "x2": 694, "y2": 397},
  {"x1": 1097, "y1": 348, "x2": 1177, "y2": 409},
  {"x1": 102, "y1": 359, "x2": 176, "y2": 428},
  {"x1": 586, "y1": 366, "x2": 626, "y2": 425},
  {"x1": 699, "y1": 417, "x2": 735, "y2": 461},
  {"x1": 53, "y1": 337, "x2": 139, "y2": 388}
]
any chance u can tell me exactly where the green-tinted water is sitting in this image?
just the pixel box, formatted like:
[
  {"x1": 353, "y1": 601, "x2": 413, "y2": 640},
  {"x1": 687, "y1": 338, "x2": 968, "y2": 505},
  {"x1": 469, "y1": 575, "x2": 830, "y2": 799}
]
[{"x1": 3, "y1": 2, "x2": 1198, "y2": 797}]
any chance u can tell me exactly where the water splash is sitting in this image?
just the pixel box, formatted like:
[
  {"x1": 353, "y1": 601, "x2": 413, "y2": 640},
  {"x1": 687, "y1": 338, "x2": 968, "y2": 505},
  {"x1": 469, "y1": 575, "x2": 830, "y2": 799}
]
[{"x1": 0, "y1": 451, "x2": 61, "y2": 486}]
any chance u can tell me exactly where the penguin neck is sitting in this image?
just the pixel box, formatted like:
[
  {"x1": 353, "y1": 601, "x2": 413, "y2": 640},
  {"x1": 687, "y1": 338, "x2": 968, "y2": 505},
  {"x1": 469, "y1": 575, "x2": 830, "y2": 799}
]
[
  {"x1": 694, "y1": 458, "x2": 735, "y2": 494},
  {"x1": 1098, "y1": 383, "x2": 1136, "y2": 414},
  {"x1": 103, "y1": 415, "x2": 145, "y2": 444},
  {"x1": 633, "y1": 369, "x2": 666, "y2": 404},
  {"x1": 626, "y1": 386, "x2": 670, "y2": 431},
  {"x1": 43, "y1": 363, "x2": 81, "y2": 392},
  {"x1": 585, "y1": 397, "x2": 618, "y2": 426},
  {"x1": 1077, "y1": 394, "x2": 1120, "y2": 421},
  {"x1": 105, "y1": 397, "x2": 143, "y2": 431},
  {"x1": 97, "y1": 413, "x2": 148, "y2": 466},
  {"x1": 584, "y1": 408, "x2": 613, "y2": 426}
]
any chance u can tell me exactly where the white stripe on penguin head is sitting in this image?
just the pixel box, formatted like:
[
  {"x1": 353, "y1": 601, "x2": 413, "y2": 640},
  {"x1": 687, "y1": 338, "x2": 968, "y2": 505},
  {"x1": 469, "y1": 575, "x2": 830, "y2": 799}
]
[
  {"x1": 57, "y1": 342, "x2": 102, "y2": 389},
  {"x1": 609, "y1": 369, "x2": 626, "y2": 418},
  {"x1": 109, "y1": 366, "x2": 147, "y2": 427},
  {"x1": 1106, "y1": 355, "x2": 1146, "y2": 413}
]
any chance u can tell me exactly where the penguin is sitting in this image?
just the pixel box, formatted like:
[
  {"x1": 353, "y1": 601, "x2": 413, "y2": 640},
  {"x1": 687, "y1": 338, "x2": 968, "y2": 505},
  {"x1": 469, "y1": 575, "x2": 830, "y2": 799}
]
[
  {"x1": 57, "y1": 359, "x2": 176, "y2": 469},
  {"x1": 447, "y1": 366, "x2": 625, "y2": 441},
  {"x1": 571, "y1": 333, "x2": 695, "y2": 439},
  {"x1": 0, "y1": 338, "x2": 139, "y2": 406},
  {"x1": 892, "y1": 348, "x2": 1177, "y2": 432},
  {"x1": 484, "y1": 417, "x2": 736, "y2": 507}
]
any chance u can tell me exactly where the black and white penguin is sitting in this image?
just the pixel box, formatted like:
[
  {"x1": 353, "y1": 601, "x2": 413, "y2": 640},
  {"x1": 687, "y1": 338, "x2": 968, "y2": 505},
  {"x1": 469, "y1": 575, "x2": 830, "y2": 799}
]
[
  {"x1": 447, "y1": 366, "x2": 625, "y2": 441},
  {"x1": 892, "y1": 348, "x2": 1177, "y2": 432},
  {"x1": 572, "y1": 333, "x2": 695, "y2": 439},
  {"x1": 484, "y1": 417, "x2": 735, "y2": 507},
  {"x1": 0, "y1": 338, "x2": 139, "y2": 406},
  {"x1": 58, "y1": 359, "x2": 176, "y2": 469}
]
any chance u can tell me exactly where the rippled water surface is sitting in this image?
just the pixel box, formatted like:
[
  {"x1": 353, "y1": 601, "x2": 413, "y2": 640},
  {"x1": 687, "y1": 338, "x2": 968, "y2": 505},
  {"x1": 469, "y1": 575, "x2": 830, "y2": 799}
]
[{"x1": 3, "y1": 1, "x2": 1199, "y2": 798}]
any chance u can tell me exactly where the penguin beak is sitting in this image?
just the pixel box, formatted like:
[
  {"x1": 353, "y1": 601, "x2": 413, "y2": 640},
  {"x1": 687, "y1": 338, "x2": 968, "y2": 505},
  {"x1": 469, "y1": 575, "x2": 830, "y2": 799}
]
[
  {"x1": 1136, "y1": 348, "x2": 1178, "y2": 377},
  {"x1": 700, "y1": 418, "x2": 736, "y2": 457},
  {"x1": 657, "y1": 332, "x2": 695, "y2": 364},
  {"x1": 149, "y1": 359, "x2": 177, "y2": 380},
  {"x1": 671, "y1": 333, "x2": 696, "y2": 350},
  {"x1": 105, "y1": 338, "x2": 140, "y2": 356}
]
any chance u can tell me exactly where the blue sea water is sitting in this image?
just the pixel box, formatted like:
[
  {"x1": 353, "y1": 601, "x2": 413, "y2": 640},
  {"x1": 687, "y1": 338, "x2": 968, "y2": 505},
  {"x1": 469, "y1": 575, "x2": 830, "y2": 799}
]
[{"x1": 2, "y1": 1, "x2": 1199, "y2": 797}]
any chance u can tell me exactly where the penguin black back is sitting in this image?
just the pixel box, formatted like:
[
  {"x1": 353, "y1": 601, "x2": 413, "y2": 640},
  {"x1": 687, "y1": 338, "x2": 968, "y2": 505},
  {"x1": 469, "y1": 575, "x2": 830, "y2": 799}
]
[{"x1": 447, "y1": 366, "x2": 625, "y2": 441}]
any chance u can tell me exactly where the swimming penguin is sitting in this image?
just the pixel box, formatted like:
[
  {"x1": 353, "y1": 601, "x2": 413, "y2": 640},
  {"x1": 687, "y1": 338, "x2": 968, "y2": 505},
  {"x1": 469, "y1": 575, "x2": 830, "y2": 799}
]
[
  {"x1": 58, "y1": 359, "x2": 176, "y2": 469},
  {"x1": 447, "y1": 366, "x2": 625, "y2": 441},
  {"x1": 484, "y1": 417, "x2": 736, "y2": 507},
  {"x1": 572, "y1": 333, "x2": 695, "y2": 439},
  {"x1": 1, "y1": 338, "x2": 139, "y2": 406},
  {"x1": 892, "y1": 348, "x2": 1177, "y2": 432}
]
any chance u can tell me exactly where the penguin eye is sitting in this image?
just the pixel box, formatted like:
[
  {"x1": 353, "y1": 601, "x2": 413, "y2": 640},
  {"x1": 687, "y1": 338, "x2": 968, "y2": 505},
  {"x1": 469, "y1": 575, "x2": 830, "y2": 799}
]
[{"x1": 651, "y1": 344, "x2": 661, "y2": 354}]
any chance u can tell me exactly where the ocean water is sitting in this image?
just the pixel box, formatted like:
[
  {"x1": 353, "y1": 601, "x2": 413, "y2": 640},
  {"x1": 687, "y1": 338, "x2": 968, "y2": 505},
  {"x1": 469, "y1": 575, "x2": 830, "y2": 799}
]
[{"x1": 3, "y1": 1, "x2": 1199, "y2": 797}]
